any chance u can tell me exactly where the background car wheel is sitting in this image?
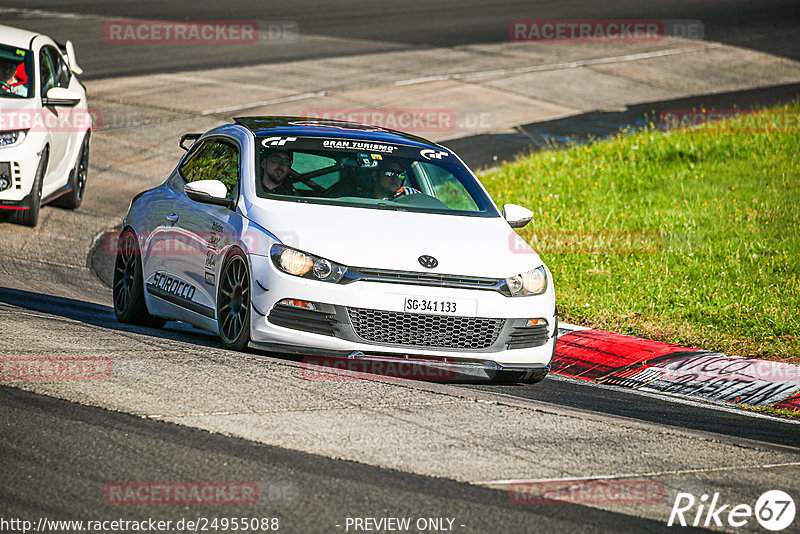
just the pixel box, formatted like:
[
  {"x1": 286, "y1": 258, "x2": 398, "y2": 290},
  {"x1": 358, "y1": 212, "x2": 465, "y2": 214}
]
[
  {"x1": 113, "y1": 229, "x2": 166, "y2": 327},
  {"x1": 9, "y1": 147, "x2": 47, "y2": 227},
  {"x1": 52, "y1": 133, "x2": 90, "y2": 210},
  {"x1": 217, "y1": 249, "x2": 251, "y2": 351}
]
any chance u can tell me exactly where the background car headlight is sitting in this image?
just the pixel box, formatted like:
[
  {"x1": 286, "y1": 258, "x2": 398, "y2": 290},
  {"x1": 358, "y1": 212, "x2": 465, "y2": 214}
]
[
  {"x1": 504, "y1": 265, "x2": 547, "y2": 296},
  {"x1": 0, "y1": 130, "x2": 27, "y2": 148},
  {"x1": 271, "y1": 244, "x2": 347, "y2": 283}
]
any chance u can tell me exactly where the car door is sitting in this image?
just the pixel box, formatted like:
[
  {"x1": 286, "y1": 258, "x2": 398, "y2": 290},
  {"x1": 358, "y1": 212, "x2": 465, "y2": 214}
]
[
  {"x1": 38, "y1": 46, "x2": 72, "y2": 195},
  {"x1": 161, "y1": 137, "x2": 244, "y2": 326}
]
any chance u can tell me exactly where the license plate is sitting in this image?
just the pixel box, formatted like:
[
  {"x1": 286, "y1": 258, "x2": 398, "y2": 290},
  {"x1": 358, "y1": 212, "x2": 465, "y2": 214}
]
[{"x1": 398, "y1": 295, "x2": 477, "y2": 316}]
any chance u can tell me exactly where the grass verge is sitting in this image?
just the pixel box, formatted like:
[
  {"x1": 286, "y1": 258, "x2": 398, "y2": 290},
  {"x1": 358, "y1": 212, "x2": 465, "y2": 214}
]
[{"x1": 482, "y1": 103, "x2": 800, "y2": 363}]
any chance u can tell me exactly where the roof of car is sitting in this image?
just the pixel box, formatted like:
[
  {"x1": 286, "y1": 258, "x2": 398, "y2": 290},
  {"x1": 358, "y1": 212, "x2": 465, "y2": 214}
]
[
  {"x1": 234, "y1": 116, "x2": 446, "y2": 149},
  {"x1": 0, "y1": 24, "x2": 40, "y2": 49}
]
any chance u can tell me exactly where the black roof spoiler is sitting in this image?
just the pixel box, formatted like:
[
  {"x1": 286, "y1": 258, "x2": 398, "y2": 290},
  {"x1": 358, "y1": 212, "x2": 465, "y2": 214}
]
[{"x1": 179, "y1": 133, "x2": 202, "y2": 151}]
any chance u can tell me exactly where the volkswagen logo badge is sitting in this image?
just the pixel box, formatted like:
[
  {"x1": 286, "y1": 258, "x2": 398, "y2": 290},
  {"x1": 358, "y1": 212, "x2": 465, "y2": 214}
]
[{"x1": 418, "y1": 255, "x2": 438, "y2": 269}]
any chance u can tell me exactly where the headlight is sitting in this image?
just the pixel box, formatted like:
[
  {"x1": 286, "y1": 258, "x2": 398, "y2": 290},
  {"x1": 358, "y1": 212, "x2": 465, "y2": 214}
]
[
  {"x1": 0, "y1": 130, "x2": 27, "y2": 148},
  {"x1": 270, "y1": 244, "x2": 347, "y2": 283},
  {"x1": 504, "y1": 265, "x2": 547, "y2": 296}
]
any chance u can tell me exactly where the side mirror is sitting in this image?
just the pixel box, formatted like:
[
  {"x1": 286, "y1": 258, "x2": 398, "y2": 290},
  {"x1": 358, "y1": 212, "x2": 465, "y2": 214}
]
[
  {"x1": 502, "y1": 203, "x2": 533, "y2": 229},
  {"x1": 42, "y1": 87, "x2": 81, "y2": 107},
  {"x1": 185, "y1": 180, "x2": 234, "y2": 209},
  {"x1": 65, "y1": 41, "x2": 83, "y2": 75}
]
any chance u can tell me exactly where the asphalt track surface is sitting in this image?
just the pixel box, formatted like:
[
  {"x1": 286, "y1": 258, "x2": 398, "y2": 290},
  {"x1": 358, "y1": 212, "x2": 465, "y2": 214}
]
[
  {"x1": 2, "y1": 0, "x2": 799, "y2": 78},
  {"x1": 0, "y1": 386, "x2": 705, "y2": 534},
  {"x1": 2, "y1": 1, "x2": 800, "y2": 532},
  {"x1": 2, "y1": 284, "x2": 799, "y2": 452}
]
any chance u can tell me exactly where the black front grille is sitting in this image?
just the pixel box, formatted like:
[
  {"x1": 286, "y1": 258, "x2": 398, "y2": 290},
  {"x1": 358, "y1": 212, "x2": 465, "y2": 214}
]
[
  {"x1": 507, "y1": 324, "x2": 550, "y2": 349},
  {"x1": 347, "y1": 307, "x2": 505, "y2": 349},
  {"x1": 349, "y1": 268, "x2": 502, "y2": 291},
  {"x1": 268, "y1": 304, "x2": 337, "y2": 336}
]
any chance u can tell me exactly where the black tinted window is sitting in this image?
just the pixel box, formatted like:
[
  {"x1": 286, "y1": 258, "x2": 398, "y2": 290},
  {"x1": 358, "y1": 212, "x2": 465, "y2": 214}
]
[{"x1": 39, "y1": 48, "x2": 56, "y2": 94}]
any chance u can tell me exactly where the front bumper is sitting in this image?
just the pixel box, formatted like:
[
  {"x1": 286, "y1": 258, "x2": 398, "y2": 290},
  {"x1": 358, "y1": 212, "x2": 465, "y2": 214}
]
[
  {"x1": 249, "y1": 345, "x2": 551, "y2": 382},
  {"x1": 248, "y1": 254, "x2": 558, "y2": 367},
  {"x1": 0, "y1": 134, "x2": 41, "y2": 203}
]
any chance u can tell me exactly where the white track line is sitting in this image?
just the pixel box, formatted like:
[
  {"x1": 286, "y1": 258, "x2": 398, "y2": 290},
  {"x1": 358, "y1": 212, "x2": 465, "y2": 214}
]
[
  {"x1": 0, "y1": 7, "x2": 120, "y2": 21},
  {"x1": 202, "y1": 91, "x2": 328, "y2": 115},
  {"x1": 477, "y1": 461, "x2": 800, "y2": 486},
  {"x1": 394, "y1": 44, "x2": 723, "y2": 86}
]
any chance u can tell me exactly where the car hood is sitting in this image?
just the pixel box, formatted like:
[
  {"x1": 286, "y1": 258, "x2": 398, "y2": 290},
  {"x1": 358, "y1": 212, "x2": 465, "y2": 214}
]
[
  {"x1": 0, "y1": 98, "x2": 36, "y2": 113},
  {"x1": 245, "y1": 198, "x2": 542, "y2": 278}
]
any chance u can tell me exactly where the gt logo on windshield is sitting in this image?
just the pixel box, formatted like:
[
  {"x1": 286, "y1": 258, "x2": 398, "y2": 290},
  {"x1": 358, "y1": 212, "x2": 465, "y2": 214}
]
[
  {"x1": 261, "y1": 136, "x2": 297, "y2": 147},
  {"x1": 420, "y1": 149, "x2": 449, "y2": 160}
]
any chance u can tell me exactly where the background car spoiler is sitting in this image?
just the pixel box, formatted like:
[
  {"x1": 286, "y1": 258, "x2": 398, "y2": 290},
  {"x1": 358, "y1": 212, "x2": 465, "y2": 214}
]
[{"x1": 56, "y1": 40, "x2": 84, "y2": 75}]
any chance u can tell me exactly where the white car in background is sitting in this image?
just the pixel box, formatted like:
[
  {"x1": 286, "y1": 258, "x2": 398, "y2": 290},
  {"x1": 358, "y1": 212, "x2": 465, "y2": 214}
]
[
  {"x1": 114, "y1": 118, "x2": 557, "y2": 384},
  {"x1": 0, "y1": 24, "x2": 90, "y2": 227}
]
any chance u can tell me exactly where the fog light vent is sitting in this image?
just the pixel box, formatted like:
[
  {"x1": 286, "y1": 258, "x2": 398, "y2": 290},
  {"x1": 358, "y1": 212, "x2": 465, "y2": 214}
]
[{"x1": 0, "y1": 162, "x2": 11, "y2": 192}]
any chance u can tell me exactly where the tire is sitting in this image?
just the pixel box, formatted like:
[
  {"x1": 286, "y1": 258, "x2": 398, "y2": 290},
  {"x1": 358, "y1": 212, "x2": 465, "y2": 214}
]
[
  {"x1": 490, "y1": 370, "x2": 528, "y2": 384},
  {"x1": 52, "y1": 133, "x2": 89, "y2": 210},
  {"x1": 113, "y1": 229, "x2": 166, "y2": 327},
  {"x1": 9, "y1": 147, "x2": 47, "y2": 227},
  {"x1": 216, "y1": 249, "x2": 251, "y2": 351},
  {"x1": 521, "y1": 368, "x2": 549, "y2": 384},
  {"x1": 490, "y1": 368, "x2": 549, "y2": 385}
]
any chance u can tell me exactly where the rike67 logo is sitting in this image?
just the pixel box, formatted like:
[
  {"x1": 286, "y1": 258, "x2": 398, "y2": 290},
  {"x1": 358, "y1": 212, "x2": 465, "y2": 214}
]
[{"x1": 668, "y1": 490, "x2": 795, "y2": 531}]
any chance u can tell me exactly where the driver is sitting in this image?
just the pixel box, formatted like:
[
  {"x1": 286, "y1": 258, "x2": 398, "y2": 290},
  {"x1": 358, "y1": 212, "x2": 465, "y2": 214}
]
[
  {"x1": 260, "y1": 148, "x2": 295, "y2": 195},
  {"x1": 0, "y1": 49, "x2": 27, "y2": 97},
  {"x1": 0, "y1": 58, "x2": 21, "y2": 96},
  {"x1": 371, "y1": 158, "x2": 421, "y2": 201}
]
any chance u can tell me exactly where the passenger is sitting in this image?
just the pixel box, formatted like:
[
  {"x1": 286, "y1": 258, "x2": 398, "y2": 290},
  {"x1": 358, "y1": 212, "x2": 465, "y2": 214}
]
[
  {"x1": 260, "y1": 148, "x2": 296, "y2": 195},
  {"x1": 370, "y1": 158, "x2": 421, "y2": 200}
]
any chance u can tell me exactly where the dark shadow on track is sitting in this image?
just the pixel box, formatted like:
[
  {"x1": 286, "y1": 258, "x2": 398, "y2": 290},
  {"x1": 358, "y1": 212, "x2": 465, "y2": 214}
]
[
  {"x1": 0, "y1": 285, "x2": 221, "y2": 348},
  {"x1": 446, "y1": 82, "x2": 800, "y2": 170},
  {"x1": 0, "y1": 286, "x2": 498, "y2": 383},
  {"x1": 464, "y1": 378, "x2": 800, "y2": 449}
]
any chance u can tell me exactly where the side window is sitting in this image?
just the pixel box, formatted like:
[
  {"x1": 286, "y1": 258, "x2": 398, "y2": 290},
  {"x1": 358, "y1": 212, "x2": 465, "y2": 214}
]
[
  {"x1": 39, "y1": 48, "x2": 56, "y2": 95},
  {"x1": 417, "y1": 162, "x2": 479, "y2": 211},
  {"x1": 179, "y1": 139, "x2": 241, "y2": 198},
  {"x1": 50, "y1": 49, "x2": 71, "y2": 87}
]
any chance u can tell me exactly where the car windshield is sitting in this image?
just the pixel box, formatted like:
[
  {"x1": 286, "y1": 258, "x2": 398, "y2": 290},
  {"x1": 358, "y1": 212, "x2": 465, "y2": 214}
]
[
  {"x1": 0, "y1": 44, "x2": 33, "y2": 98},
  {"x1": 254, "y1": 136, "x2": 499, "y2": 217}
]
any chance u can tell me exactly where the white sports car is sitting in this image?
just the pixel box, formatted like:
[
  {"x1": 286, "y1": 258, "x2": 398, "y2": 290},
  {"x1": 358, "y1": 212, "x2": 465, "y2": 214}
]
[
  {"x1": 114, "y1": 118, "x2": 557, "y2": 383},
  {"x1": 0, "y1": 24, "x2": 90, "y2": 227}
]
